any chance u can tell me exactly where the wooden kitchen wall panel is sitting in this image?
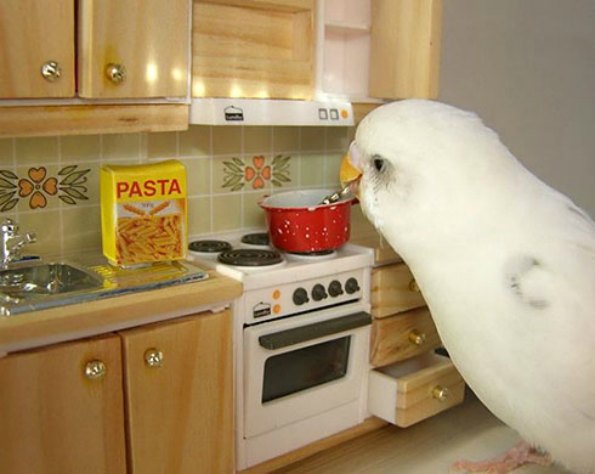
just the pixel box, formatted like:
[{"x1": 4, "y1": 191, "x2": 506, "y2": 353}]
[
  {"x1": 370, "y1": 307, "x2": 441, "y2": 367},
  {"x1": 0, "y1": 335, "x2": 127, "y2": 474},
  {"x1": 0, "y1": 0, "x2": 75, "y2": 99},
  {"x1": 192, "y1": 1, "x2": 314, "y2": 99},
  {"x1": 78, "y1": 0, "x2": 189, "y2": 99},
  {"x1": 368, "y1": 0, "x2": 442, "y2": 99},
  {"x1": 0, "y1": 104, "x2": 189, "y2": 138},
  {"x1": 371, "y1": 263, "x2": 426, "y2": 318},
  {"x1": 121, "y1": 310, "x2": 234, "y2": 474}
]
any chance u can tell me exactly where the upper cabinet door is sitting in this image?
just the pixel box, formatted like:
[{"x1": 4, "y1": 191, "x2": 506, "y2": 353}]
[
  {"x1": 0, "y1": 0, "x2": 75, "y2": 99},
  {"x1": 369, "y1": 0, "x2": 442, "y2": 99},
  {"x1": 78, "y1": 0, "x2": 190, "y2": 99}
]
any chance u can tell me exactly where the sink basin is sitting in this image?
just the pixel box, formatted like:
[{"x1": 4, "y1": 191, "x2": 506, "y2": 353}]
[
  {"x1": 0, "y1": 259, "x2": 208, "y2": 316},
  {"x1": 0, "y1": 262, "x2": 103, "y2": 298}
]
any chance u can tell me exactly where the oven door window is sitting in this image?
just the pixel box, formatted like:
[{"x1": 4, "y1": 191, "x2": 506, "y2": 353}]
[{"x1": 262, "y1": 336, "x2": 351, "y2": 403}]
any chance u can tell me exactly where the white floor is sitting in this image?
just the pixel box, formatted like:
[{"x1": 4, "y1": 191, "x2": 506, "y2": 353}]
[{"x1": 274, "y1": 391, "x2": 570, "y2": 474}]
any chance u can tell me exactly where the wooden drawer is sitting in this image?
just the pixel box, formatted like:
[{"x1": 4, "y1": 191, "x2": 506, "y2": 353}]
[
  {"x1": 368, "y1": 353, "x2": 465, "y2": 428},
  {"x1": 371, "y1": 263, "x2": 425, "y2": 318},
  {"x1": 370, "y1": 307, "x2": 441, "y2": 367}
]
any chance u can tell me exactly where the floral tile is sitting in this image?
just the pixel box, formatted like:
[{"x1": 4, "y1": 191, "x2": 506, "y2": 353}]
[
  {"x1": 0, "y1": 165, "x2": 92, "y2": 213},
  {"x1": 220, "y1": 154, "x2": 292, "y2": 192}
]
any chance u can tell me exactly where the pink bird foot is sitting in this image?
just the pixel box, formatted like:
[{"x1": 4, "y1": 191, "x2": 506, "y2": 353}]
[{"x1": 451, "y1": 441, "x2": 552, "y2": 473}]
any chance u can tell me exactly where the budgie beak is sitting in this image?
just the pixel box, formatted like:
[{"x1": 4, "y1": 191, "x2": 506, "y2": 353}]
[{"x1": 340, "y1": 142, "x2": 363, "y2": 197}]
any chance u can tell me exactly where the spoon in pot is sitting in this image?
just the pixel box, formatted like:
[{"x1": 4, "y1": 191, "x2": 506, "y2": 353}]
[{"x1": 318, "y1": 184, "x2": 352, "y2": 205}]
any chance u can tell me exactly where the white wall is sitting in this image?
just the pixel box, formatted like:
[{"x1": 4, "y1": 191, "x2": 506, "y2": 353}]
[{"x1": 439, "y1": 0, "x2": 595, "y2": 215}]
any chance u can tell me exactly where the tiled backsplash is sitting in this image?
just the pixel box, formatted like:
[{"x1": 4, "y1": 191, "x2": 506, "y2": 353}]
[{"x1": 0, "y1": 126, "x2": 353, "y2": 259}]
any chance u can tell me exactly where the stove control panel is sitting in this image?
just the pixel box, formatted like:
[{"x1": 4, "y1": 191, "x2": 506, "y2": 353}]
[{"x1": 243, "y1": 269, "x2": 369, "y2": 324}]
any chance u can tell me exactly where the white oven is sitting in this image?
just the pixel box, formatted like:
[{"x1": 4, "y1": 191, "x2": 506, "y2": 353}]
[{"x1": 243, "y1": 305, "x2": 371, "y2": 438}]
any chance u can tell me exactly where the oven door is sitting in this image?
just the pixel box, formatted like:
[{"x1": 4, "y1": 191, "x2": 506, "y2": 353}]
[{"x1": 243, "y1": 306, "x2": 371, "y2": 439}]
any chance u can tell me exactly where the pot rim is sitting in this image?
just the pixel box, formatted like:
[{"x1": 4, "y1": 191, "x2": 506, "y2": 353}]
[{"x1": 258, "y1": 188, "x2": 354, "y2": 211}]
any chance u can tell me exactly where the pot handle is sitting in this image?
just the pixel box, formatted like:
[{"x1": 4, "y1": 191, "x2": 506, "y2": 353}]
[{"x1": 257, "y1": 194, "x2": 271, "y2": 207}]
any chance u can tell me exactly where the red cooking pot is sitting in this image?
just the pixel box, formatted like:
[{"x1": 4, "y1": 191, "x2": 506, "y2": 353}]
[{"x1": 258, "y1": 189, "x2": 355, "y2": 253}]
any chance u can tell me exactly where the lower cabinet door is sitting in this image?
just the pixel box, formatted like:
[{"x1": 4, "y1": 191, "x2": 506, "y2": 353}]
[
  {"x1": 368, "y1": 353, "x2": 465, "y2": 428},
  {"x1": 0, "y1": 335, "x2": 127, "y2": 474},
  {"x1": 120, "y1": 310, "x2": 234, "y2": 474}
]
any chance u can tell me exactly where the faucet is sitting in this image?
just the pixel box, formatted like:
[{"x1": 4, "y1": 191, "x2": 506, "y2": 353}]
[{"x1": 0, "y1": 219, "x2": 37, "y2": 270}]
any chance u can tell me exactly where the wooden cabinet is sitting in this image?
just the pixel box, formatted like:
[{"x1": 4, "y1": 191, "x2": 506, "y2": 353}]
[
  {"x1": 191, "y1": 0, "x2": 441, "y2": 104},
  {"x1": 0, "y1": 309, "x2": 233, "y2": 474},
  {"x1": 318, "y1": 0, "x2": 442, "y2": 102},
  {"x1": 1, "y1": 0, "x2": 188, "y2": 100},
  {"x1": 366, "y1": 260, "x2": 465, "y2": 427},
  {"x1": 78, "y1": 0, "x2": 189, "y2": 99},
  {"x1": 192, "y1": 0, "x2": 316, "y2": 100},
  {"x1": 121, "y1": 310, "x2": 234, "y2": 474},
  {"x1": 0, "y1": 0, "x2": 190, "y2": 137},
  {"x1": 0, "y1": 0, "x2": 75, "y2": 99},
  {"x1": 0, "y1": 335, "x2": 127, "y2": 474}
]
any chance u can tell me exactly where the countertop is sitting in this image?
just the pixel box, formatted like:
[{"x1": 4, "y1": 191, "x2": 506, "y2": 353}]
[{"x1": 0, "y1": 269, "x2": 243, "y2": 355}]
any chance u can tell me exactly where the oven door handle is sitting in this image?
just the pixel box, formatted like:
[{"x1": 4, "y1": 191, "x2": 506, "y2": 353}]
[{"x1": 258, "y1": 311, "x2": 371, "y2": 350}]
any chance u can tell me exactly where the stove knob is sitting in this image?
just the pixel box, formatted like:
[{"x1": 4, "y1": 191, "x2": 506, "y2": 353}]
[
  {"x1": 345, "y1": 277, "x2": 360, "y2": 294},
  {"x1": 311, "y1": 283, "x2": 328, "y2": 301},
  {"x1": 293, "y1": 287, "x2": 310, "y2": 306},
  {"x1": 328, "y1": 280, "x2": 343, "y2": 297}
]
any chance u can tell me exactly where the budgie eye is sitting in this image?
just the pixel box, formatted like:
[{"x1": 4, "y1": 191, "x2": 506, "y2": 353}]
[{"x1": 373, "y1": 156, "x2": 386, "y2": 172}]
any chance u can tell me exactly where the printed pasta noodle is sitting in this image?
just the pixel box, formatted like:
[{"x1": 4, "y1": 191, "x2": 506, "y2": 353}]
[{"x1": 100, "y1": 160, "x2": 187, "y2": 266}]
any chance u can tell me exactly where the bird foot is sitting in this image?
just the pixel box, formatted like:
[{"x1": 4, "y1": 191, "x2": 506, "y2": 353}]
[{"x1": 450, "y1": 441, "x2": 551, "y2": 473}]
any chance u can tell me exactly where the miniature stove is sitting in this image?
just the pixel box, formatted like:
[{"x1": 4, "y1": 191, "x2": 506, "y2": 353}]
[{"x1": 186, "y1": 230, "x2": 374, "y2": 469}]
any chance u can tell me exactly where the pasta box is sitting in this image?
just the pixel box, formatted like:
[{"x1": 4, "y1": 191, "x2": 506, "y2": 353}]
[{"x1": 100, "y1": 160, "x2": 188, "y2": 267}]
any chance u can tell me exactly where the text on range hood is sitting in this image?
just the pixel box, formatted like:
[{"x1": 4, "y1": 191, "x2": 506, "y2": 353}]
[{"x1": 189, "y1": 98, "x2": 354, "y2": 126}]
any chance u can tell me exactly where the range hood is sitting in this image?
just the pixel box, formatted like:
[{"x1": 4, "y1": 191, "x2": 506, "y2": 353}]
[{"x1": 189, "y1": 98, "x2": 354, "y2": 126}]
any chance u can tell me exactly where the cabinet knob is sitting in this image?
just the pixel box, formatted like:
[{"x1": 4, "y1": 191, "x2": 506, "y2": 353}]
[
  {"x1": 408, "y1": 329, "x2": 427, "y2": 346},
  {"x1": 41, "y1": 61, "x2": 62, "y2": 82},
  {"x1": 432, "y1": 385, "x2": 450, "y2": 402},
  {"x1": 105, "y1": 63, "x2": 126, "y2": 84},
  {"x1": 144, "y1": 348, "x2": 164, "y2": 368},
  {"x1": 84, "y1": 360, "x2": 106, "y2": 380}
]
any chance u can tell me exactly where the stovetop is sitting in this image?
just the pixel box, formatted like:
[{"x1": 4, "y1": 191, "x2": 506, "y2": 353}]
[{"x1": 185, "y1": 231, "x2": 374, "y2": 291}]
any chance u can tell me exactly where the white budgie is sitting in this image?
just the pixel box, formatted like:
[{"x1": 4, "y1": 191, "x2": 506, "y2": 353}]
[{"x1": 340, "y1": 100, "x2": 595, "y2": 474}]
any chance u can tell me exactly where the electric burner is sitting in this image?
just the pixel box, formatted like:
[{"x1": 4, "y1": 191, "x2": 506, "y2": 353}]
[
  {"x1": 241, "y1": 232, "x2": 270, "y2": 247},
  {"x1": 188, "y1": 240, "x2": 233, "y2": 254},
  {"x1": 217, "y1": 248, "x2": 283, "y2": 267}
]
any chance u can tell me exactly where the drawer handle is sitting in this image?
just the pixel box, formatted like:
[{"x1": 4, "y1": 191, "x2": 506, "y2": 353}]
[
  {"x1": 408, "y1": 279, "x2": 420, "y2": 292},
  {"x1": 144, "y1": 348, "x2": 164, "y2": 368},
  {"x1": 432, "y1": 385, "x2": 450, "y2": 402},
  {"x1": 84, "y1": 360, "x2": 106, "y2": 380},
  {"x1": 408, "y1": 329, "x2": 427, "y2": 346}
]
